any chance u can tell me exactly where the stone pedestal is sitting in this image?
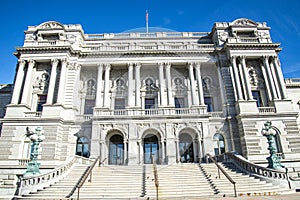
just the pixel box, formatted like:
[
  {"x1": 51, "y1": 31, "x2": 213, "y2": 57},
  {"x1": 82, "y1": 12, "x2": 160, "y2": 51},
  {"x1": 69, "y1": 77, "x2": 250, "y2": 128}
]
[{"x1": 236, "y1": 100, "x2": 259, "y2": 114}]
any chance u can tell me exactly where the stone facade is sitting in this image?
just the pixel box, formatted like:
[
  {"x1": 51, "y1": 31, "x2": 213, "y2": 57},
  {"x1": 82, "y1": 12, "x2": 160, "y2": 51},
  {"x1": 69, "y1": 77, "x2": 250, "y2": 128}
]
[{"x1": 0, "y1": 18, "x2": 300, "y2": 167}]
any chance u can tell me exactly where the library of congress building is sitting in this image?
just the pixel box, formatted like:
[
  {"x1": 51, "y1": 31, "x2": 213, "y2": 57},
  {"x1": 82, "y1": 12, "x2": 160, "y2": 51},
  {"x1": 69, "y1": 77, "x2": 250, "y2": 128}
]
[{"x1": 1, "y1": 18, "x2": 300, "y2": 198}]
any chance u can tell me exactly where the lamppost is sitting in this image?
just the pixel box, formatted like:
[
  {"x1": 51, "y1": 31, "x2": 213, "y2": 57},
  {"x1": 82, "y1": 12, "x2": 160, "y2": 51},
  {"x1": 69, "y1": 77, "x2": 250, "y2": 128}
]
[
  {"x1": 24, "y1": 126, "x2": 45, "y2": 177},
  {"x1": 261, "y1": 121, "x2": 284, "y2": 170}
]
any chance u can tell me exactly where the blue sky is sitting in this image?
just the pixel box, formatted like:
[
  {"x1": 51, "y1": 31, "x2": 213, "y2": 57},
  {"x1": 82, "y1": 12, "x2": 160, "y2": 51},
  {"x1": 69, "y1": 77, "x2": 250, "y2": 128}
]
[{"x1": 0, "y1": 0, "x2": 299, "y2": 83}]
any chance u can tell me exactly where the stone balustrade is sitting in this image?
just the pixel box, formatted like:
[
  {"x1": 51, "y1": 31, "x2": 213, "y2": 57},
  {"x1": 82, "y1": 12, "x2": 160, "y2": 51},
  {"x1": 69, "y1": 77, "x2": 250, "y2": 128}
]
[
  {"x1": 24, "y1": 112, "x2": 42, "y2": 118},
  {"x1": 285, "y1": 78, "x2": 300, "y2": 87},
  {"x1": 227, "y1": 37, "x2": 272, "y2": 44},
  {"x1": 258, "y1": 107, "x2": 276, "y2": 113},
  {"x1": 217, "y1": 152, "x2": 291, "y2": 188},
  {"x1": 17, "y1": 156, "x2": 94, "y2": 196}
]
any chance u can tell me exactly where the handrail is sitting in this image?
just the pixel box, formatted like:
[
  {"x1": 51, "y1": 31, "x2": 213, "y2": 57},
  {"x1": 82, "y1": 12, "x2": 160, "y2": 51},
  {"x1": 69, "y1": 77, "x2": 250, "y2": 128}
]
[
  {"x1": 206, "y1": 153, "x2": 237, "y2": 197},
  {"x1": 217, "y1": 152, "x2": 291, "y2": 188},
  {"x1": 16, "y1": 156, "x2": 91, "y2": 197},
  {"x1": 151, "y1": 155, "x2": 159, "y2": 200},
  {"x1": 66, "y1": 157, "x2": 107, "y2": 200}
]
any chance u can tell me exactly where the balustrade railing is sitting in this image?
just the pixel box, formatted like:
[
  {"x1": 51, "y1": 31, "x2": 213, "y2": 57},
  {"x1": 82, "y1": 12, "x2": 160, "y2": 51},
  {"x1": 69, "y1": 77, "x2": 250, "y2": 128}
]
[
  {"x1": 24, "y1": 112, "x2": 42, "y2": 118},
  {"x1": 216, "y1": 152, "x2": 291, "y2": 189},
  {"x1": 16, "y1": 156, "x2": 93, "y2": 197},
  {"x1": 285, "y1": 78, "x2": 300, "y2": 87},
  {"x1": 258, "y1": 107, "x2": 276, "y2": 113}
]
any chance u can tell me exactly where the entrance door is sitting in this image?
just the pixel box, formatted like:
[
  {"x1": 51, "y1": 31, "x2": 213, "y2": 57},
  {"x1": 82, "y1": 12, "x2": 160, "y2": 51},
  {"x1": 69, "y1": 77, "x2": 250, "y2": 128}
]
[
  {"x1": 144, "y1": 134, "x2": 159, "y2": 164},
  {"x1": 109, "y1": 135, "x2": 124, "y2": 165},
  {"x1": 179, "y1": 133, "x2": 194, "y2": 163}
]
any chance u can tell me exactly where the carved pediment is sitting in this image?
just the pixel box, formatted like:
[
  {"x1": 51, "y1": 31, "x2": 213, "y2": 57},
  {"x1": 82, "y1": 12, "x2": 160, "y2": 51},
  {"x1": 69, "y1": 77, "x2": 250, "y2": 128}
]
[
  {"x1": 231, "y1": 18, "x2": 258, "y2": 27},
  {"x1": 38, "y1": 21, "x2": 64, "y2": 30}
]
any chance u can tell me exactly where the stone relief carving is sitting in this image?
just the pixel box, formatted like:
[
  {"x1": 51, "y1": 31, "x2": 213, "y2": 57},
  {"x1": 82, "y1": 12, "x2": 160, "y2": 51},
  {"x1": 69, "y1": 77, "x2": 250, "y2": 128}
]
[
  {"x1": 232, "y1": 18, "x2": 257, "y2": 26},
  {"x1": 39, "y1": 21, "x2": 64, "y2": 29},
  {"x1": 33, "y1": 72, "x2": 50, "y2": 93}
]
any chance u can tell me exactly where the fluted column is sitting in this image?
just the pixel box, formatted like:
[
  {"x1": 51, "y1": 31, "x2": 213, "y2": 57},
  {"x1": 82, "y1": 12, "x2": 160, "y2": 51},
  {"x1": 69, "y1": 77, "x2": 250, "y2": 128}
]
[
  {"x1": 95, "y1": 64, "x2": 103, "y2": 107},
  {"x1": 240, "y1": 56, "x2": 253, "y2": 100},
  {"x1": 124, "y1": 140, "x2": 128, "y2": 165},
  {"x1": 158, "y1": 63, "x2": 167, "y2": 106},
  {"x1": 103, "y1": 64, "x2": 111, "y2": 108},
  {"x1": 272, "y1": 56, "x2": 287, "y2": 99},
  {"x1": 161, "y1": 139, "x2": 165, "y2": 164},
  {"x1": 11, "y1": 60, "x2": 26, "y2": 104},
  {"x1": 188, "y1": 63, "x2": 199, "y2": 106},
  {"x1": 263, "y1": 56, "x2": 278, "y2": 99},
  {"x1": 46, "y1": 59, "x2": 59, "y2": 104},
  {"x1": 127, "y1": 63, "x2": 134, "y2": 107},
  {"x1": 228, "y1": 65, "x2": 238, "y2": 101},
  {"x1": 231, "y1": 56, "x2": 243, "y2": 100},
  {"x1": 57, "y1": 59, "x2": 68, "y2": 104},
  {"x1": 195, "y1": 62, "x2": 205, "y2": 105},
  {"x1": 135, "y1": 63, "x2": 141, "y2": 107},
  {"x1": 165, "y1": 63, "x2": 174, "y2": 106},
  {"x1": 270, "y1": 61, "x2": 281, "y2": 99},
  {"x1": 238, "y1": 62, "x2": 247, "y2": 99},
  {"x1": 260, "y1": 62, "x2": 272, "y2": 102},
  {"x1": 21, "y1": 59, "x2": 35, "y2": 105}
]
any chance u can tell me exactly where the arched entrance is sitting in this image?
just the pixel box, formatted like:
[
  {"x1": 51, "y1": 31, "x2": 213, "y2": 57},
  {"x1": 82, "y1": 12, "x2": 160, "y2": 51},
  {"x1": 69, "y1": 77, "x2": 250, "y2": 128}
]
[
  {"x1": 109, "y1": 135, "x2": 124, "y2": 165},
  {"x1": 179, "y1": 133, "x2": 194, "y2": 163},
  {"x1": 76, "y1": 137, "x2": 90, "y2": 158},
  {"x1": 144, "y1": 134, "x2": 159, "y2": 164},
  {"x1": 213, "y1": 133, "x2": 225, "y2": 156}
]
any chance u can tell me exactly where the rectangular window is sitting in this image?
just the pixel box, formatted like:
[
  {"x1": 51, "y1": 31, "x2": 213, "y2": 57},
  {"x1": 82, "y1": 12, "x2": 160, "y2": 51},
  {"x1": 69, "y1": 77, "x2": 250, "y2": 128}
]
[
  {"x1": 84, "y1": 99, "x2": 95, "y2": 114},
  {"x1": 37, "y1": 95, "x2": 47, "y2": 112},
  {"x1": 145, "y1": 98, "x2": 155, "y2": 109},
  {"x1": 114, "y1": 98, "x2": 125, "y2": 110},
  {"x1": 174, "y1": 97, "x2": 185, "y2": 108},
  {"x1": 204, "y1": 97, "x2": 213, "y2": 112},
  {"x1": 252, "y1": 91, "x2": 262, "y2": 107}
]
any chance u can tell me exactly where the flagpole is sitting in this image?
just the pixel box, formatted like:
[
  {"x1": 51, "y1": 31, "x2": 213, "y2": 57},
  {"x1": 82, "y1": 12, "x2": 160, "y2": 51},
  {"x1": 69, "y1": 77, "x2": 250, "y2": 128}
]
[{"x1": 146, "y1": 10, "x2": 149, "y2": 34}]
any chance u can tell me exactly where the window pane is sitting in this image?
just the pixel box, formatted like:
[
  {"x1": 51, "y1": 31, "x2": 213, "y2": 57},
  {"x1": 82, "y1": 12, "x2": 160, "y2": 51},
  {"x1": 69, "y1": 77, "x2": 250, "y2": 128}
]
[
  {"x1": 175, "y1": 97, "x2": 185, "y2": 108},
  {"x1": 145, "y1": 98, "x2": 155, "y2": 109},
  {"x1": 37, "y1": 95, "x2": 47, "y2": 112},
  {"x1": 252, "y1": 91, "x2": 262, "y2": 107},
  {"x1": 204, "y1": 97, "x2": 213, "y2": 112},
  {"x1": 84, "y1": 99, "x2": 95, "y2": 114},
  {"x1": 115, "y1": 98, "x2": 125, "y2": 110}
]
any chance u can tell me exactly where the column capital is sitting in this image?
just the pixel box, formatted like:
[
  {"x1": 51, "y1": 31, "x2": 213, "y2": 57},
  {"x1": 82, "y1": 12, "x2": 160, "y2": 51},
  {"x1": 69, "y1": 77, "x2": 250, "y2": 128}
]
[
  {"x1": 97, "y1": 63, "x2": 104, "y2": 67},
  {"x1": 195, "y1": 62, "x2": 201, "y2": 69},
  {"x1": 28, "y1": 59, "x2": 35, "y2": 65},
  {"x1": 18, "y1": 59, "x2": 26, "y2": 65},
  {"x1": 51, "y1": 58, "x2": 59, "y2": 66},
  {"x1": 165, "y1": 62, "x2": 171, "y2": 68},
  {"x1": 135, "y1": 62, "x2": 141, "y2": 68},
  {"x1": 230, "y1": 56, "x2": 237, "y2": 62},
  {"x1": 158, "y1": 62, "x2": 164, "y2": 67},
  {"x1": 128, "y1": 63, "x2": 134, "y2": 68},
  {"x1": 105, "y1": 63, "x2": 111, "y2": 70},
  {"x1": 61, "y1": 58, "x2": 68, "y2": 65}
]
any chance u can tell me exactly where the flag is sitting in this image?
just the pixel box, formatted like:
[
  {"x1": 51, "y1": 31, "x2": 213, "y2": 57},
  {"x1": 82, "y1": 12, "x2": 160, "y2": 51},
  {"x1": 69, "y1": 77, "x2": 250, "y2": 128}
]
[{"x1": 146, "y1": 10, "x2": 149, "y2": 23}]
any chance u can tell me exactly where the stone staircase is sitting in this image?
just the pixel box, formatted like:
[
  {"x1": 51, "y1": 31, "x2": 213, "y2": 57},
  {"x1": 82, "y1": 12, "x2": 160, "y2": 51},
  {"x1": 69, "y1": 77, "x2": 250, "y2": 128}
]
[
  {"x1": 146, "y1": 163, "x2": 216, "y2": 199},
  {"x1": 17, "y1": 162, "x2": 293, "y2": 199},
  {"x1": 201, "y1": 162, "x2": 292, "y2": 197}
]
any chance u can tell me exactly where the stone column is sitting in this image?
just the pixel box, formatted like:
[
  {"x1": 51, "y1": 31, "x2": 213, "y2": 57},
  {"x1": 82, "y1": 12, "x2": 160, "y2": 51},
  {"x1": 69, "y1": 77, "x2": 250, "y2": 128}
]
[
  {"x1": 95, "y1": 64, "x2": 103, "y2": 107},
  {"x1": 11, "y1": 60, "x2": 26, "y2": 104},
  {"x1": 165, "y1": 63, "x2": 174, "y2": 106},
  {"x1": 57, "y1": 59, "x2": 68, "y2": 104},
  {"x1": 46, "y1": 59, "x2": 59, "y2": 104},
  {"x1": 21, "y1": 59, "x2": 35, "y2": 105},
  {"x1": 124, "y1": 140, "x2": 128, "y2": 165},
  {"x1": 272, "y1": 56, "x2": 287, "y2": 99},
  {"x1": 188, "y1": 63, "x2": 199, "y2": 106},
  {"x1": 228, "y1": 65, "x2": 238, "y2": 101},
  {"x1": 238, "y1": 62, "x2": 247, "y2": 100},
  {"x1": 158, "y1": 63, "x2": 167, "y2": 106},
  {"x1": 161, "y1": 139, "x2": 165, "y2": 164},
  {"x1": 135, "y1": 63, "x2": 141, "y2": 107},
  {"x1": 231, "y1": 56, "x2": 243, "y2": 100},
  {"x1": 240, "y1": 56, "x2": 253, "y2": 100},
  {"x1": 195, "y1": 62, "x2": 205, "y2": 105},
  {"x1": 270, "y1": 61, "x2": 282, "y2": 99},
  {"x1": 263, "y1": 56, "x2": 278, "y2": 99},
  {"x1": 103, "y1": 64, "x2": 111, "y2": 108},
  {"x1": 127, "y1": 63, "x2": 134, "y2": 107},
  {"x1": 260, "y1": 63, "x2": 273, "y2": 102}
]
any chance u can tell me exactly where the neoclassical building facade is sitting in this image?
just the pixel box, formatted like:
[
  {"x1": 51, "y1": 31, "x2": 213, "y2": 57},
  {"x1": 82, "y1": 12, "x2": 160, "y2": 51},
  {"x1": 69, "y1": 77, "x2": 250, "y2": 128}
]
[{"x1": 1, "y1": 18, "x2": 300, "y2": 168}]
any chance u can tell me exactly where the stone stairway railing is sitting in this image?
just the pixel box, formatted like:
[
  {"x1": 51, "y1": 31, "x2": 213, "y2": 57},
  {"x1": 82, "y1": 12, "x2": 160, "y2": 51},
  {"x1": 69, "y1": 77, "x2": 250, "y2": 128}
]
[
  {"x1": 216, "y1": 152, "x2": 291, "y2": 189},
  {"x1": 15, "y1": 156, "x2": 93, "y2": 197},
  {"x1": 206, "y1": 153, "x2": 237, "y2": 197}
]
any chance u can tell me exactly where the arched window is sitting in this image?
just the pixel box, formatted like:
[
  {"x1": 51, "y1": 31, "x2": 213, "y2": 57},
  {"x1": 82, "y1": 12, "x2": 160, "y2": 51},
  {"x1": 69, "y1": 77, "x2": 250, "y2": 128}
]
[
  {"x1": 213, "y1": 134, "x2": 225, "y2": 155},
  {"x1": 273, "y1": 132, "x2": 284, "y2": 159},
  {"x1": 76, "y1": 137, "x2": 90, "y2": 158}
]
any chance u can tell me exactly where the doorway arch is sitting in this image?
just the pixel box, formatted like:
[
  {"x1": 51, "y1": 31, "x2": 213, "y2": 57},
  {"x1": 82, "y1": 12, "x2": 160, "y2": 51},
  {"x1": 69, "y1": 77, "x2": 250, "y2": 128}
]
[
  {"x1": 109, "y1": 134, "x2": 124, "y2": 165},
  {"x1": 179, "y1": 133, "x2": 194, "y2": 163},
  {"x1": 143, "y1": 134, "x2": 159, "y2": 164}
]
